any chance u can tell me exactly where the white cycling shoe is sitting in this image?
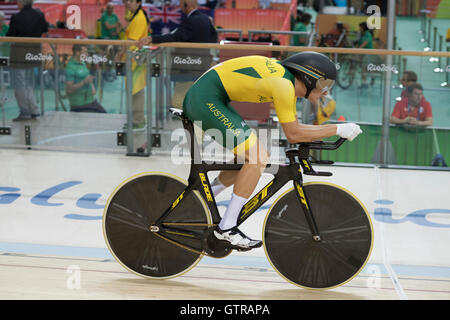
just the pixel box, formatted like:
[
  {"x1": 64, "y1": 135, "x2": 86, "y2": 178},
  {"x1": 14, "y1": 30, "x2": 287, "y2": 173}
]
[{"x1": 213, "y1": 226, "x2": 262, "y2": 251}]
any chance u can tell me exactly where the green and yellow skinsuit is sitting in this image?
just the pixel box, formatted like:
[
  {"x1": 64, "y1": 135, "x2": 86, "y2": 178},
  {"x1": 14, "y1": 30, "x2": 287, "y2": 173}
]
[{"x1": 183, "y1": 55, "x2": 297, "y2": 155}]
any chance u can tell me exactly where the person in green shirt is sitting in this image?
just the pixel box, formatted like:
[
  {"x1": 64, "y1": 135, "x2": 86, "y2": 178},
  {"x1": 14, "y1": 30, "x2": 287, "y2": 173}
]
[
  {"x1": 65, "y1": 44, "x2": 106, "y2": 113},
  {"x1": 357, "y1": 22, "x2": 374, "y2": 49},
  {"x1": 0, "y1": 11, "x2": 10, "y2": 57},
  {"x1": 292, "y1": 13, "x2": 311, "y2": 47},
  {"x1": 100, "y1": 3, "x2": 121, "y2": 40},
  {"x1": 357, "y1": 22, "x2": 375, "y2": 89},
  {"x1": 0, "y1": 11, "x2": 8, "y2": 36}
]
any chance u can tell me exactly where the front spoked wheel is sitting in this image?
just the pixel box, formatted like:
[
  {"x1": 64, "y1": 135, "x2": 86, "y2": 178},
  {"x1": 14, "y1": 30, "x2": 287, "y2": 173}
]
[
  {"x1": 263, "y1": 182, "x2": 373, "y2": 289},
  {"x1": 103, "y1": 172, "x2": 211, "y2": 279}
]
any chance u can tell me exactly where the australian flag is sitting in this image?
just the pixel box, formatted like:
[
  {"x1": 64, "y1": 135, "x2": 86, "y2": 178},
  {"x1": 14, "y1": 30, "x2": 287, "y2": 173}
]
[
  {"x1": 0, "y1": 2, "x2": 19, "y2": 24},
  {"x1": 146, "y1": 5, "x2": 182, "y2": 36},
  {"x1": 145, "y1": 5, "x2": 213, "y2": 36}
]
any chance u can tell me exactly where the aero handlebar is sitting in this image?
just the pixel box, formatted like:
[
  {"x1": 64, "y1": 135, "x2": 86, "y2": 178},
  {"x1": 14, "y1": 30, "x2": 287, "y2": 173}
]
[{"x1": 298, "y1": 138, "x2": 346, "y2": 150}]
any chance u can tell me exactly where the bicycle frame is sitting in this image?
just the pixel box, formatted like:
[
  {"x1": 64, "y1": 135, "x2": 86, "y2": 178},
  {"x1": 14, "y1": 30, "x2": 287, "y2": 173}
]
[{"x1": 153, "y1": 113, "x2": 345, "y2": 244}]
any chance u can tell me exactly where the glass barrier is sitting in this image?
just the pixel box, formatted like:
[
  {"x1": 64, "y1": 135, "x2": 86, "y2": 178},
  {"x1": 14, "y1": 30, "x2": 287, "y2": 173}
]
[
  {"x1": 0, "y1": 39, "x2": 449, "y2": 169},
  {"x1": 321, "y1": 51, "x2": 450, "y2": 167},
  {"x1": 158, "y1": 45, "x2": 450, "y2": 169},
  {"x1": 0, "y1": 40, "x2": 156, "y2": 155}
]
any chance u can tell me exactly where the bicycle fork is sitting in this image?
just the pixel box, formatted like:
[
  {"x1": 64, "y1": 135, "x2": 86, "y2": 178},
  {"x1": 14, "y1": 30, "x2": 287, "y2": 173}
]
[
  {"x1": 287, "y1": 148, "x2": 323, "y2": 243},
  {"x1": 293, "y1": 180, "x2": 322, "y2": 242}
]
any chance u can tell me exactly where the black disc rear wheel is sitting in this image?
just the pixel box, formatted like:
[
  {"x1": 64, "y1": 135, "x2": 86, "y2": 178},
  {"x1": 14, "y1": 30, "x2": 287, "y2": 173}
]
[
  {"x1": 263, "y1": 182, "x2": 373, "y2": 289},
  {"x1": 103, "y1": 172, "x2": 211, "y2": 279}
]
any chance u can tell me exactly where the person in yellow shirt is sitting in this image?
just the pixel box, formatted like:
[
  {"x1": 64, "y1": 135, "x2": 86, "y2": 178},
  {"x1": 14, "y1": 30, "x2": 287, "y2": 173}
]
[
  {"x1": 309, "y1": 95, "x2": 336, "y2": 125},
  {"x1": 119, "y1": 0, "x2": 149, "y2": 128}
]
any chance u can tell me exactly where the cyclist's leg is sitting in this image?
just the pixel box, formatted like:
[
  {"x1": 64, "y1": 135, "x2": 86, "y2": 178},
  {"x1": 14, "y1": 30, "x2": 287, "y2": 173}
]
[
  {"x1": 184, "y1": 96, "x2": 269, "y2": 198},
  {"x1": 184, "y1": 87, "x2": 269, "y2": 198},
  {"x1": 183, "y1": 72, "x2": 268, "y2": 249},
  {"x1": 232, "y1": 139, "x2": 270, "y2": 197},
  {"x1": 213, "y1": 138, "x2": 269, "y2": 193}
]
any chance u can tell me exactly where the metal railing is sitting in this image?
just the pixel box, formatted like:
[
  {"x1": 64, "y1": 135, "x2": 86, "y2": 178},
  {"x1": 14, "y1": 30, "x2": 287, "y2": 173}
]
[{"x1": 0, "y1": 37, "x2": 449, "y2": 169}]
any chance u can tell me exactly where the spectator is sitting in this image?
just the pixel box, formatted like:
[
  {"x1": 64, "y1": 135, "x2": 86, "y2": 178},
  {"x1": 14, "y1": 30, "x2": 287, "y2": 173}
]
[
  {"x1": 357, "y1": 21, "x2": 374, "y2": 89},
  {"x1": 390, "y1": 83, "x2": 432, "y2": 127},
  {"x1": 0, "y1": 11, "x2": 8, "y2": 36},
  {"x1": 138, "y1": 0, "x2": 217, "y2": 108},
  {"x1": 398, "y1": 71, "x2": 430, "y2": 111},
  {"x1": 205, "y1": 0, "x2": 218, "y2": 12},
  {"x1": 65, "y1": 45, "x2": 106, "y2": 113},
  {"x1": 100, "y1": 3, "x2": 121, "y2": 40},
  {"x1": 117, "y1": 0, "x2": 150, "y2": 129},
  {"x1": 0, "y1": 11, "x2": 9, "y2": 57},
  {"x1": 292, "y1": 13, "x2": 311, "y2": 47},
  {"x1": 400, "y1": 70, "x2": 417, "y2": 91},
  {"x1": 139, "y1": 0, "x2": 217, "y2": 45},
  {"x1": 357, "y1": 22, "x2": 373, "y2": 49},
  {"x1": 56, "y1": 20, "x2": 67, "y2": 29},
  {"x1": 323, "y1": 22, "x2": 349, "y2": 48},
  {"x1": 399, "y1": 71, "x2": 426, "y2": 101},
  {"x1": 6, "y1": 0, "x2": 48, "y2": 121},
  {"x1": 309, "y1": 95, "x2": 336, "y2": 125}
]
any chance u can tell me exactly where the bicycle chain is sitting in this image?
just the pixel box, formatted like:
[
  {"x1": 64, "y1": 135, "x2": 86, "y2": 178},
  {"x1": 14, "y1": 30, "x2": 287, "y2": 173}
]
[{"x1": 153, "y1": 222, "x2": 218, "y2": 257}]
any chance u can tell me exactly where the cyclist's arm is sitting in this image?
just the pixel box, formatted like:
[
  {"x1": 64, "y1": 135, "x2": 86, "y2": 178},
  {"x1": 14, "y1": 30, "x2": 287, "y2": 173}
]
[
  {"x1": 264, "y1": 78, "x2": 297, "y2": 123},
  {"x1": 266, "y1": 78, "x2": 357, "y2": 142},
  {"x1": 281, "y1": 121, "x2": 338, "y2": 143}
]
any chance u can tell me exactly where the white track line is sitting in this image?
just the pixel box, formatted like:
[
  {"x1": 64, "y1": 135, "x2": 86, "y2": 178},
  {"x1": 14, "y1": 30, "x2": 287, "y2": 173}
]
[{"x1": 374, "y1": 165, "x2": 408, "y2": 300}]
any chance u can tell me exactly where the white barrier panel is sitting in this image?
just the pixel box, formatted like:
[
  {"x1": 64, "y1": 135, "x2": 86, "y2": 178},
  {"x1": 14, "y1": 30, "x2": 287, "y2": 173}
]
[{"x1": 0, "y1": 149, "x2": 449, "y2": 268}]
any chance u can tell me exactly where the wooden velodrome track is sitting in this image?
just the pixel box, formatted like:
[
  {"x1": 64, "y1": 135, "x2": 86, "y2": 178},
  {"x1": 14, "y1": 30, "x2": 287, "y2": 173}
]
[
  {"x1": 0, "y1": 148, "x2": 449, "y2": 301},
  {"x1": 1, "y1": 251, "x2": 449, "y2": 300}
]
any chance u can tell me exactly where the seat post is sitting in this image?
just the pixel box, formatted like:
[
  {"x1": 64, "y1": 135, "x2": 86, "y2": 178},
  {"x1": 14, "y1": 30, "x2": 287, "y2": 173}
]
[
  {"x1": 181, "y1": 117, "x2": 202, "y2": 165},
  {"x1": 169, "y1": 108, "x2": 202, "y2": 165}
]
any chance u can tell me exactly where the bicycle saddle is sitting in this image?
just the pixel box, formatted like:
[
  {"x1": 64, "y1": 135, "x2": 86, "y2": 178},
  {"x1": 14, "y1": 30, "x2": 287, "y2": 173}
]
[{"x1": 169, "y1": 108, "x2": 187, "y2": 120}]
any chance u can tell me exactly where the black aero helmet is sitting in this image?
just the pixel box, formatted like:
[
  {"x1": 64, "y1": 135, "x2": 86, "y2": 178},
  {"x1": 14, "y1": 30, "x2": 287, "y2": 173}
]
[{"x1": 281, "y1": 51, "x2": 336, "y2": 98}]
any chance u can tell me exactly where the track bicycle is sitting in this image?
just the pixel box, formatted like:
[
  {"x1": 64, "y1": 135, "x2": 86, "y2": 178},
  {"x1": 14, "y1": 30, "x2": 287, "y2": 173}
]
[{"x1": 103, "y1": 108, "x2": 373, "y2": 289}]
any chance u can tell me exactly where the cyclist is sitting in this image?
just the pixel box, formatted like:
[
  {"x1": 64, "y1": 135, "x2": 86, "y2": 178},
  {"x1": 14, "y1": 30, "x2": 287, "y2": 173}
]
[{"x1": 182, "y1": 51, "x2": 362, "y2": 251}]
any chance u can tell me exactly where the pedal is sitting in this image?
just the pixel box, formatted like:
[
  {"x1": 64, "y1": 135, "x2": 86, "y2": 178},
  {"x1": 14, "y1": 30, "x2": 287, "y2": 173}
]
[
  {"x1": 236, "y1": 247, "x2": 252, "y2": 252},
  {"x1": 202, "y1": 227, "x2": 232, "y2": 258}
]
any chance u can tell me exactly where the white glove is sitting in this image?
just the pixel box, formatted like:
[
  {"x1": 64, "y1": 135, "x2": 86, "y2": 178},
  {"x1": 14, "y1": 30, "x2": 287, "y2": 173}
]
[{"x1": 336, "y1": 123, "x2": 362, "y2": 141}]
